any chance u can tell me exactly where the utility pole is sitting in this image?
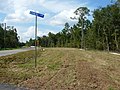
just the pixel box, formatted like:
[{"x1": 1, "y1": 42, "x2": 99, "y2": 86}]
[{"x1": 30, "y1": 11, "x2": 44, "y2": 68}]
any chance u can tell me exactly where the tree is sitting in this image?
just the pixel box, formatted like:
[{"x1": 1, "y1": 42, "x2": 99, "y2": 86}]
[
  {"x1": 0, "y1": 26, "x2": 4, "y2": 49},
  {"x1": 61, "y1": 23, "x2": 70, "y2": 47},
  {"x1": 0, "y1": 25, "x2": 20, "y2": 49},
  {"x1": 74, "y1": 7, "x2": 90, "y2": 49},
  {"x1": 92, "y1": 4, "x2": 120, "y2": 51},
  {"x1": 48, "y1": 32, "x2": 56, "y2": 47}
]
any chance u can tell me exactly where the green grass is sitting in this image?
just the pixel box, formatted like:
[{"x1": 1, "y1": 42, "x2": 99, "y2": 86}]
[
  {"x1": 47, "y1": 61, "x2": 62, "y2": 70},
  {"x1": 108, "y1": 87, "x2": 115, "y2": 90}
]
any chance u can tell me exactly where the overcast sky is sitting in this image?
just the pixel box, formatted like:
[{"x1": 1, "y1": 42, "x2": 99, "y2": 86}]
[{"x1": 0, "y1": 0, "x2": 112, "y2": 42}]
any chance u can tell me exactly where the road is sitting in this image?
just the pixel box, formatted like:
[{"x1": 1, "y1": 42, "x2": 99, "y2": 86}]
[
  {"x1": 0, "y1": 47, "x2": 34, "y2": 57},
  {"x1": 0, "y1": 84, "x2": 28, "y2": 90}
]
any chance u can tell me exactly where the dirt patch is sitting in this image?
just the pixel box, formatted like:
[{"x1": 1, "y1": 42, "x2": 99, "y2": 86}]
[
  {"x1": 75, "y1": 60, "x2": 119, "y2": 90},
  {"x1": 21, "y1": 61, "x2": 119, "y2": 90}
]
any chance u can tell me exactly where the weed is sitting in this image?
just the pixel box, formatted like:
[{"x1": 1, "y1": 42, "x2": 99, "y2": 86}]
[
  {"x1": 47, "y1": 61, "x2": 62, "y2": 70},
  {"x1": 108, "y1": 87, "x2": 115, "y2": 90}
]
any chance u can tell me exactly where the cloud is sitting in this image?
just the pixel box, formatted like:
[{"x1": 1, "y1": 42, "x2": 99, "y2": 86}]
[
  {"x1": 4, "y1": 9, "x2": 34, "y2": 23},
  {"x1": 3, "y1": 0, "x2": 39, "y2": 23},
  {"x1": 3, "y1": 0, "x2": 87, "y2": 24},
  {"x1": 23, "y1": 26, "x2": 35, "y2": 39},
  {"x1": 0, "y1": 0, "x2": 14, "y2": 13},
  {"x1": 49, "y1": 9, "x2": 78, "y2": 26},
  {"x1": 39, "y1": 0, "x2": 88, "y2": 13},
  {"x1": 20, "y1": 26, "x2": 57, "y2": 42}
]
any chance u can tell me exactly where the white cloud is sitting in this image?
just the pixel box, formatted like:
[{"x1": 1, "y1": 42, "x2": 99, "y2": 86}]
[
  {"x1": 4, "y1": 9, "x2": 34, "y2": 23},
  {"x1": 3, "y1": 0, "x2": 38, "y2": 23},
  {"x1": 39, "y1": 0, "x2": 45, "y2": 4},
  {"x1": 0, "y1": 0, "x2": 14, "y2": 13},
  {"x1": 2, "y1": 0, "x2": 87, "y2": 24},
  {"x1": 39, "y1": 0, "x2": 87, "y2": 13},
  {"x1": 20, "y1": 26, "x2": 57, "y2": 42},
  {"x1": 49, "y1": 9, "x2": 77, "y2": 26},
  {"x1": 23, "y1": 26, "x2": 35, "y2": 39}
]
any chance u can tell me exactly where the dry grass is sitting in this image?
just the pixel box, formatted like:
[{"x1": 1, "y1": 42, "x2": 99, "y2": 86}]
[{"x1": 0, "y1": 48, "x2": 120, "y2": 90}]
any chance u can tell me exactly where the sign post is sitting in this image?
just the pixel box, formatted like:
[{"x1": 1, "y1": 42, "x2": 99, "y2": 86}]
[{"x1": 30, "y1": 11, "x2": 44, "y2": 68}]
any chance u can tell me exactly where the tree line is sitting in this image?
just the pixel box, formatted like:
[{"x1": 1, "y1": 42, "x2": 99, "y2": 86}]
[
  {"x1": 0, "y1": 25, "x2": 21, "y2": 49},
  {"x1": 27, "y1": 1, "x2": 120, "y2": 52}
]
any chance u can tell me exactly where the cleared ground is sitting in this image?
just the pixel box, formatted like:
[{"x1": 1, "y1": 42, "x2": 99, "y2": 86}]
[{"x1": 0, "y1": 48, "x2": 120, "y2": 90}]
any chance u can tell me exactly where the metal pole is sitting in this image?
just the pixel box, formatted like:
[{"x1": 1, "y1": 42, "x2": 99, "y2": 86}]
[{"x1": 35, "y1": 15, "x2": 37, "y2": 68}]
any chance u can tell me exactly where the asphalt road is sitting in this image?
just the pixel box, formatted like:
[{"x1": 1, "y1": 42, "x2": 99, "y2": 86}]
[
  {"x1": 0, "y1": 47, "x2": 34, "y2": 57},
  {"x1": 0, "y1": 84, "x2": 28, "y2": 90}
]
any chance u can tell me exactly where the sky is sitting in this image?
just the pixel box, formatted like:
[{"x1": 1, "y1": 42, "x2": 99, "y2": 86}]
[{"x1": 0, "y1": 0, "x2": 113, "y2": 42}]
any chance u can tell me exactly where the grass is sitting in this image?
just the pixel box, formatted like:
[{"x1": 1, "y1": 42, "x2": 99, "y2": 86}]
[
  {"x1": 108, "y1": 88, "x2": 115, "y2": 90},
  {"x1": 47, "y1": 61, "x2": 62, "y2": 70},
  {"x1": 0, "y1": 48, "x2": 120, "y2": 90}
]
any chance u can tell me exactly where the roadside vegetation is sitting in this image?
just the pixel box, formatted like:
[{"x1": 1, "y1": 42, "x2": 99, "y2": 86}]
[{"x1": 0, "y1": 48, "x2": 120, "y2": 90}]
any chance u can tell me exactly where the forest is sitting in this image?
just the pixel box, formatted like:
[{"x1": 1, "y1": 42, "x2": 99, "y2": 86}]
[{"x1": 27, "y1": 1, "x2": 120, "y2": 52}]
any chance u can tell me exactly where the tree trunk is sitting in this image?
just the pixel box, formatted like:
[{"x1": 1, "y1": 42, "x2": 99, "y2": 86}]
[
  {"x1": 106, "y1": 35, "x2": 109, "y2": 52},
  {"x1": 104, "y1": 29, "x2": 109, "y2": 52},
  {"x1": 115, "y1": 30, "x2": 119, "y2": 50},
  {"x1": 81, "y1": 18, "x2": 84, "y2": 49}
]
